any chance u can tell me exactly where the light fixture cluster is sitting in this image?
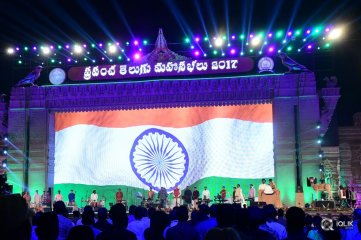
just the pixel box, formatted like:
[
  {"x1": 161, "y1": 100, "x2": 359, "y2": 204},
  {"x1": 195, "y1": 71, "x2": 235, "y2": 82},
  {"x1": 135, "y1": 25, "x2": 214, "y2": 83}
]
[{"x1": 5, "y1": 24, "x2": 344, "y2": 66}]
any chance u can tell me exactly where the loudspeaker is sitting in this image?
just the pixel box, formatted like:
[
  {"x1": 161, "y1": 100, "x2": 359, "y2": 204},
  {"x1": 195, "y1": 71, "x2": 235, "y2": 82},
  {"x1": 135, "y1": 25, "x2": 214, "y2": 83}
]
[
  {"x1": 250, "y1": 201, "x2": 266, "y2": 207},
  {"x1": 315, "y1": 200, "x2": 334, "y2": 209}
]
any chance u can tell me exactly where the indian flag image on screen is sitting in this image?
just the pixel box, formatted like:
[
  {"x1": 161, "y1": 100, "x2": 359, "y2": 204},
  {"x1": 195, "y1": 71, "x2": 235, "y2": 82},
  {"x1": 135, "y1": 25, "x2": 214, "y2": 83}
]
[{"x1": 54, "y1": 104, "x2": 274, "y2": 206}]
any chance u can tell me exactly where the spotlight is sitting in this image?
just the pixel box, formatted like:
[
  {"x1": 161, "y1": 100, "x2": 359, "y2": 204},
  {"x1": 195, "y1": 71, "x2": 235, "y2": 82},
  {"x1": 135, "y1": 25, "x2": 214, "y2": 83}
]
[
  {"x1": 108, "y1": 45, "x2": 117, "y2": 54},
  {"x1": 214, "y1": 37, "x2": 223, "y2": 47},
  {"x1": 287, "y1": 31, "x2": 292, "y2": 36},
  {"x1": 133, "y1": 52, "x2": 141, "y2": 60},
  {"x1": 316, "y1": 121, "x2": 321, "y2": 129},
  {"x1": 317, "y1": 137, "x2": 322, "y2": 144},
  {"x1": 41, "y1": 46, "x2": 51, "y2": 55},
  {"x1": 268, "y1": 33, "x2": 273, "y2": 38},
  {"x1": 133, "y1": 40, "x2": 139, "y2": 46},
  {"x1": 307, "y1": 44, "x2": 313, "y2": 49},
  {"x1": 143, "y1": 40, "x2": 148, "y2": 45},
  {"x1": 328, "y1": 28, "x2": 343, "y2": 40},
  {"x1": 6, "y1": 48, "x2": 15, "y2": 55},
  {"x1": 306, "y1": 29, "x2": 311, "y2": 34},
  {"x1": 2, "y1": 162, "x2": 6, "y2": 168},
  {"x1": 195, "y1": 37, "x2": 200, "y2": 42},
  {"x1": 194, "y1": 50, "x2": 200, "y2": 56},
  {"x1": 318, "y1": 150, "x2": 324, "y2": 158},
  {"x1": 230, "y1": 49, "x2": 236, "y2": 54},
  {"x1": 4, "y1": 136, "x2": 8, "y2": 142},
  {"x1": 3, "y1": 149, "x2": 7, "y2": 155},
  {"x1": 268, "y1": 47, "x2": 274, "y2": 53},
  {"x1": 73, "y1": 45, "x2": 83, "y2": 54},
  {"x1": 251, "y1": 36, "x2": 261, "y2": 46}
]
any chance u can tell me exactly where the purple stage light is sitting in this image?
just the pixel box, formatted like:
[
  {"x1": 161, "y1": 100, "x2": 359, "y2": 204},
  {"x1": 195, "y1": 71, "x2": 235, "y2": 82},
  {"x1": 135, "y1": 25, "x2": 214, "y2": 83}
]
[
  {"x1": 99, "y1": 43, "x2": 103, "y2": 47},
  {"x1": 268, "y1": 33, "x2": 273, "y2": 38},
  {"x1": 33, "y1": 46, "x2": 37, "y2": 51},
  {"x1": 195, "y1": 37, "x2": 200, "y2": 42},
  {"x1": 307, "y1": 44, "x2": 312, "y2": 49},
  {"x1": 50, "y1": 45, "x2": 54, "y2": 49},
  {"x1": 116, "y1": 42, "x2": 120, "y2": 46},
  {"x1": 67, "y1": 58, "x2": 71, "y2": 62},
  {"x1": 83, "y1": 44, "x2": 87, "y2": 48},
  {"x1": 325, "y1": 27, "x2": 330, "y2": 32},
  {"x1": 65, "y1": 45, "x2": 70, "y2": 49},
  {"x1": 250, "y1": 34, "x2": 254, "y2": 38},
  {"x1": 268, "y1": 47, "x2": 274, "y2": 53},
  {"x1": 194, "y1": 50, "x2": 200, "y2": 56},
  {"x1": 134, "y1": 52, "x2": 141, "y2": 60},
  {"x1": 230, "y1": 49, "x2": 236, "y2": 54},
  {"x1": 231, "y1": 35, "x2": 236, "y2": 40},
  {"x1": 306, "y1": 29, "x2": 311, "y2": 34},
  {"x1": 287, "y1": 31, "x2": 292, "y2": 36},
  {"x1": 101, "y1": 57, "x2": 105, "y2": 60},
  {"x1": 16, "y1": 47, "x2": 19, "y2": 51},
  {"x1": 133, "y1": 40, "x2": 139, "y2": 46}
]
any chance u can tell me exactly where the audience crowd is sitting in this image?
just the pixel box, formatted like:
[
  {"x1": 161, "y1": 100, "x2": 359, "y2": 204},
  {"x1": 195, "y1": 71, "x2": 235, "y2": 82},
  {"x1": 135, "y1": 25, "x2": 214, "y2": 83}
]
[{"x1": 1, "y1": 194, "x2": 361, "y2": 240}]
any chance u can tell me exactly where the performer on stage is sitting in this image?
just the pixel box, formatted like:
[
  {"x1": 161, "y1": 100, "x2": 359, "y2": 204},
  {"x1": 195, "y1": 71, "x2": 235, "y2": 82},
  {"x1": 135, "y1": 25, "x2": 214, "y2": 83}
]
[
  {"x1": 248, "y1": 184, "x2": 255, "y2": 203},
  {"x1": 33, "y1": 190, "x2": 41, "y2": 207},
  {"x1": 232, "y1": 186, "x2": 236, "y2": 203},
  {"x1": 41, "y1": 191, "x2": 46, "y2": 206},
  {"x1": 192, "y1": 187, "x2": 200, "y2": 210},
  {"x1": 158, "y1": 187, "x2": 168, "y2": 209},
  {"x1": 220, "y1": 186, "x2": 226, "y2": 202},
  {"x1": 22, "y1": 191, "x2": 31, "y2": 207},
  {"x1": 54, "y1": 190, "x2": 63, "y2": 202},
  {"x1": 68, "y1": 189, "x2": 75, "y2": 206},
  {"x1": 259, "y1": 179, "x2": 274, "y2": 195},
  {"x1": 183, "y1": 186, "x2": 192, "y2": 209},
  {"x1": 148, "y1": 187, "x2": 155, "y2": 201},
  {"x1": 90, "y1": 190, "x2": 98, "y2": 206},
  {"x1": 116, "y1": 188, "x2": 123, "y2": 204},
  {"x1": 173, "y1": 185, "x2": 181, "y2": 207},
  {"x1": 235, "y1": 184, "x2": 245, "y2": 204},
  {"x1": 202, "y1": 186, "x2": 210, "y2": 205},
  {"x1": 269, "y1": 179, "x2": 277, "y2": 191}
]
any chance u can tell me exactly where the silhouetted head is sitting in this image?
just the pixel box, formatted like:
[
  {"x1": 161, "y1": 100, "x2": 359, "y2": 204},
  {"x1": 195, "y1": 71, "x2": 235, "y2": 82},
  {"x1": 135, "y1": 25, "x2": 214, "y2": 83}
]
[
  {"x1": 286, "y1": 207, "x2": 306, "y2": 233},
  {"x1": 67, "y1": 225, "x2": 94, "y2": 240},
  {"x1": 35, "y1": 212, "x2": 59, "y2": 240}
]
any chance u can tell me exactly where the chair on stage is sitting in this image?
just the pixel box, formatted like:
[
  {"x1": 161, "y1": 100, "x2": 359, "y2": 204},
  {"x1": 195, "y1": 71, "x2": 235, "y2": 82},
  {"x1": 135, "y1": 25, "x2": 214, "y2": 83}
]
[{"x1": 258, "y1": 190, "x2": 282, "y2": 208}]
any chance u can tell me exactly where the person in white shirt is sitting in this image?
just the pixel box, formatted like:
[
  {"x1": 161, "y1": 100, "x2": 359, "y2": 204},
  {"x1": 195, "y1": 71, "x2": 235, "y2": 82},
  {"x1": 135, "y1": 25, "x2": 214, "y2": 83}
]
[
  {"x1": 259, "y1": 178, "x2": 274, "y2": 195},
  {"x1": 55, "y1": 190, "x2": 63, "y2": 202},
  {"x1": 33, "y1": 190, "x2": 41, "y2": 207},
  {"x1": 202, "y1": 186, "x2": 210, "y2": 205},
  {"x1": 90, "y1": 190, "x2": 98, "y2": 207},
  {"x1": 235, "y1": 184, "x2": 245, "y2": 205}
]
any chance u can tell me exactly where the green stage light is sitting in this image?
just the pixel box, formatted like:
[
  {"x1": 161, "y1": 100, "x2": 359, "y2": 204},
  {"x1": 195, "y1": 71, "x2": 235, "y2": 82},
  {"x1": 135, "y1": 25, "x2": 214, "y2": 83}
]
[
  {"x1": 222, "y1": 35, "x2": 227, "y2": 40},
  {"x1": 107, "y1": 42, "x2": 112, "y2": 46},
  {"x1": 18, "y1": 60, "x2": 22, "y2": 64},
  {"x1": 57, "y1": 45, "x2": 62, "y2": 49},
  {"x1": 325, "y1": 43, "x2": 330, "y2": 48},
  {"x1": 287, "y1": 46, "x2": 293, "y2": 51},
  {"x1": 249, "y1": 49, "x2": 254, "y2": 53},
  {"x1": 91, "y1": 44, "x2": 95, "y2": 48},
  {"x1": 24, "y1": 46, "x2": 28, "y2": 51},
  {"x1": 126, "y1": 42, "x2": 130, "y2": 45},
  {"x1": 84, "y1": 58, "x2": 87, "y2": 61},
  {"x1": 204, "y1": 37, "x2": 208, "y2": 41},
  {"x1": 143, "y1": 40, "x2": 148, "y2": 45},
  {"x1": 295, "y1": 29, "x2": 301, "y2": 36},
  {"x1": 118, "y1": 56, "x2": 122, "y2": 60},
  {"x1": 51, "y1": 59, "x2": 55, "y2": 63},
  {"x1": 240, "y1": 34, "x2": 245, "y2": 40},
  {"x1": 213, "y1": 50, "x2": 217, "y2": 55},
  {"x1": 276, "y1": 30, "x2": 283, "y2": 38},
  {"x1": 185, "y1": 38, "x2": 190, "y2": 43}
]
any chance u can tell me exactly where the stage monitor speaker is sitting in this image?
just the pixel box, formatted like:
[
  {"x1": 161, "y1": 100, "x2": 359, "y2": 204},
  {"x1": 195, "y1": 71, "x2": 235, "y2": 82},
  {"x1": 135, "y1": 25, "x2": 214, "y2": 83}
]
[
  {"x1": 250, "y1": 201, "x2": 266, "y2": 207},
  {"x1": 315, "y1": 200, "x2": 334, "y2": 209}
]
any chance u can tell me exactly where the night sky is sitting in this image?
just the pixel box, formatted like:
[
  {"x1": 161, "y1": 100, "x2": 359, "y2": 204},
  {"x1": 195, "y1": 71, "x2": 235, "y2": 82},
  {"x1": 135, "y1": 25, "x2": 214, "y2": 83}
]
[{"x1": 1, "y1": 0, "x2": 361, "y2": 132}]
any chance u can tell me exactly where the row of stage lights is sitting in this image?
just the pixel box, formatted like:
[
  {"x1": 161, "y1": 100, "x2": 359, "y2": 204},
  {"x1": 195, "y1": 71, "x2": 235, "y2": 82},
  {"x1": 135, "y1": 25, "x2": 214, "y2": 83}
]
[{"x1": 5, "y1": 25, "x2": 344, "y2": 65}]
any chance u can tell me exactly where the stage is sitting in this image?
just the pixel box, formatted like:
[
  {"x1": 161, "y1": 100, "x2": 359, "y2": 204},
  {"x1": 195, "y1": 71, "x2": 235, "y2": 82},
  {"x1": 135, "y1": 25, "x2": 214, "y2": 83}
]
[{"x1": 5, "y1": 63, "x2": 340, "y2": 207}]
